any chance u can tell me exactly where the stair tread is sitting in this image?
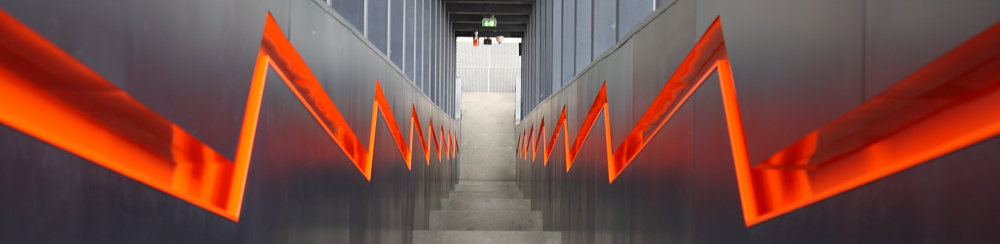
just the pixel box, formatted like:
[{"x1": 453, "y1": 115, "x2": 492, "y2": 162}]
[
  {"x1": 413, "y1": 230, "x2": 560, "y2": 244},
  {"x1": 442, "y1": 198, "x2": 531, "y2": 210}
]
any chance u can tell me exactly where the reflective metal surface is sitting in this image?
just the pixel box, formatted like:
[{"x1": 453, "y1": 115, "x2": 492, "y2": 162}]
[
  {"x1": 517, "y1": 0, "x2": 1000, "y2": 243},
  {"x1": 0, "y1": 0, "x2": 458, "y2": 243}
]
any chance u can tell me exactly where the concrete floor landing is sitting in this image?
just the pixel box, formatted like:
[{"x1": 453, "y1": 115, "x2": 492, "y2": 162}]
[{"x1": 413, "y1": 93, "x2": 559, "y2": 243}]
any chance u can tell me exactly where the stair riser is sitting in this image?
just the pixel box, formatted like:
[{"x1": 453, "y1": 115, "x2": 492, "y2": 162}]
[
  {"x1": 454, "y1": 185, "x2": 518, "y2": 192},
  {"x1": 430, "y1": 210, "x2": 542, "y2": 231},
  {"x1": 456, "y1": 180, "x2": 516, "y2": 186},
  {"x1": 413, "y1": 230, "x2": 560, "y2": 244},
  {"x1": 449, "y1": 191, "x2": 524, "y2": 199},
  {"x1": 441, "y1": 198, "x2": 531, "y2": 210}
]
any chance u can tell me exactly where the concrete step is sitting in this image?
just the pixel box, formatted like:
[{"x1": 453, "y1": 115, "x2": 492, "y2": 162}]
[
  {"x1": 430, "y1": 210, "x2": 542, "y2": 231},
  {"x1": 457, "y1": 180, "x2": 516, "y2": 186},
  {"x1": 449, "y1": 190, "x2": 524, "y2": 199},
  {"x1": 454, "y1": 184, "x2": 518, "y2": 192},
  {"x1": 442, "y1": 198, "x2": 531, "y2": 211},
  {"x1": 413, "y1": 230, "x2": 560, "y2": 244}
]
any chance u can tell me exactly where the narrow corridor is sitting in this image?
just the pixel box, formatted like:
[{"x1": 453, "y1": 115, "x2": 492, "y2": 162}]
[{"x1": 413, "y1": 93, "x2": 559, "y2": 243}]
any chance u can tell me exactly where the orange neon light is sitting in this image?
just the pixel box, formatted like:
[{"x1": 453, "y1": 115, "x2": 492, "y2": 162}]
[
  {"x1": 527, "y1": 125, "x2": 534, "y2": 160},
  {"x1": 520, "y1": 18, "x2": 1000, "y2": 226},
  {"x1": 439, "y1": 125, "x2": 446, "y2": 160},
  {"x1": 533, "y1": 118, "x2": 544, "y2": 162},
  {"x1": 446, "y1": 130, "x2": 452, "y2": 159},
  {"x1": 0, "y1": 10, "x2": 455, "y2": 221},
  {"x1": 447, "y1": 130, "x2": 457, "y2": 158},
  {"x1": 516, "y1": 131, "x2": 528, "y2": 159},
  {"x1": 430, "y1": 120, "x2": 442, "y2": 161},
  {"x1": 410, "y1": 105, "x2": 433, "y2": 165}
]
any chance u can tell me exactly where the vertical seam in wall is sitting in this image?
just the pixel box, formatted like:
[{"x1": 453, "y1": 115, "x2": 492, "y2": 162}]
[
  {"x1": 590, "y1": 0, "x2": 595, "y2": 63},
  {"x1": 364, "y1": 0, "x2": 369, "y2": 37},
  {"x1": 615, "y1": 0, "x2": 620, "y2": 41},
  {"x1": 286, "y1": 1, "x2": 292, "y2": 38},
  {"x1": 387, "y1": 0, "x2": 391, "y2": 57},
  {"x1": 403, "y1": 0, "x2": 407, "y2": 73},
  {"x1": 420, "y1": 0, "x2": 425, "y2": 90}
]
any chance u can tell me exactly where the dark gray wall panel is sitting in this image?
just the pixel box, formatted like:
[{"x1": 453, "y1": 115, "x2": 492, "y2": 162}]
[
  {"x1": 552, "y1": 0, "x2": 563, "y2": 89},
  {"x1": 516, "y1": 0, "x2": 1000, "y2": 243},
  {"x1": 631, "y1": 0, "x2": 694, "y2": 126},
  {"x1": 575, "y1": 0, "x2": 593, "y2": 74},
  {"x1": 414, "y1": 0, "x2": 424, "y2": 89},
  {"x1": 863, "y1": 0, "x2": 1000, "y2": 99},
  {"x1": 629, "y1": 95, "x2": 695, "y2": 244},
  {"x1": 592, "y1": 0, "x2": 617, "y2": 60},
  {"x1": 618, "y1": 0, "x2": 654, "y2": 38},
  {"x1": 405, "y1": 0, "x2": 415, "y2": 79},
  {"x1": 688, "y1": 72, "x2": 756, "y2": 244},
  {"x1": 369, "y1": 0, "x2": 389, "y2": 54},
  {"x1": 0, "y1": 0, "x2": 277, "y2": 159},
  {"x1": 562, "y1": 0, "x2": 576, "y2": 85},
  {"x1": 330, "y1": 0, "x2": 365, "y2": 33},
  {"x1": 694, "y1": 0, "x2": 865, "y2": 163},
  {"x1": 591, "y1": 46, "x2": 635, "y2": 243},
  {"x1": 855, "y1": 137, "x2": 1000, "y2": 243},
  {"x1": 0, "y1": 0, "x2": 458, "y2": 243},
  {"x1": 627, "y1": 2, "x2": 695, "y2": 242},
  {"x1": 600, "y1": 44, "x2": 634, "y2": 149},
  {"x1": 389, "y1": 0, "x2": 404, "y2": 67}
]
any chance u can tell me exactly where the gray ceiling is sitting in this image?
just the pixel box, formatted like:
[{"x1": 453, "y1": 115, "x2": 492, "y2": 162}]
[{"x1": 447, "y1": 0, "x2": 532, "y2": 37}]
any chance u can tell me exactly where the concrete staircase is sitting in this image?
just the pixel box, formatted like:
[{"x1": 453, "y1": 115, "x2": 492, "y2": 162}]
[{"x1": 414, "y1": 180, "x2": 560, "y2": 244}]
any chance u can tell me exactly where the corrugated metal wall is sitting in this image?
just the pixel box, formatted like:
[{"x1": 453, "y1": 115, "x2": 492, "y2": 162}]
[{"x1": 457, "y1": 41, "x2": 520, "y2": 93}]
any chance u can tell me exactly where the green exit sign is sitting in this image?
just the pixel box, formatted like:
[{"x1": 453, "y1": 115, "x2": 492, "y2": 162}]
[{"x1": 482, "y1": 19, "x2": 496, "y2": 27}]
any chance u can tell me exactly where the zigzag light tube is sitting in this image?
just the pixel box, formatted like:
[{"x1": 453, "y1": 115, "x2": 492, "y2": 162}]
[
  {"x1": 0, "y1": 11, "x2": 456, "y2": 221},
  {"x1": 518, "y1": 18, "x2": 1000, "y2": 226}
]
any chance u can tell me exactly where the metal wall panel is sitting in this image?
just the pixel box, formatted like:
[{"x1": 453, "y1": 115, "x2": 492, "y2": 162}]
[
  {"x1": 552, "y1": 0, "x2": 563, "y2": 89},
  {"x1": 0, "y1": 0, "x2": 458, "y2": 243},
  {"x1": 405, "y1": 0, "x2": 414, "y2": 79},
  {"x1": 330, "y1": 0, "x2": 365, "y2": 34},
  {"x1": 575, "y1": 0, "x2": 593, "y2": 74},
  {"x1": 389, "y1": 0, "x2": 403, "y2": 67},
  {"x1": 695, "y1": 0, "x2": 866, "y2": 164},
  {"x1": 562, "y1": 0, "x2": 576, "y2": 85},
  {"x1": 457, "y1": 42, "x2": 520, "y2": 93},
  {"x1": 592, "y1": 0, "x2": 618, "y2": 61},
  {"x1": 516, "y1": 0, "x2": 1000, "y2": 243},
  {"x1": 627, "y1": 1, "x2": 695, "y2": 242},
  {"x1": 863, "y1": 0, "x2": 1000, "y2": 99},
  {"x1": 368, "y1": 0, "x2": 388, "y2": 54},
  {"x1": 618, "y1": 0, "x2": 654, "y2": 39}
]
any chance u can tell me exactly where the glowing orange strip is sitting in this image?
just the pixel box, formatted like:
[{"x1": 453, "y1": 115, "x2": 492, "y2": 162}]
[
  {"x1": 430, "y1": 120, "x2": 442, "y2": 161},
  {"x1": 452, "y1": 133, "x2": 458, "y2": 158},
  {"x1": 521, "y1": 130, "x2": 527, "y2": 158},
  {"x1": 533, "y1": 118, "x2": 544, "y2": 161},
  {"x1": 527, "y1": 125, "x2": 534, "y2": 160},
  {"x1": 521, "y1": 18, "x2": 1000, "y2": 226},
  {"x1": 0, "y1": 11, "x2": 454, "y2": 221},
  {"x1": 410, "y1": 106, "x2": 432, "y2": 165}
]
